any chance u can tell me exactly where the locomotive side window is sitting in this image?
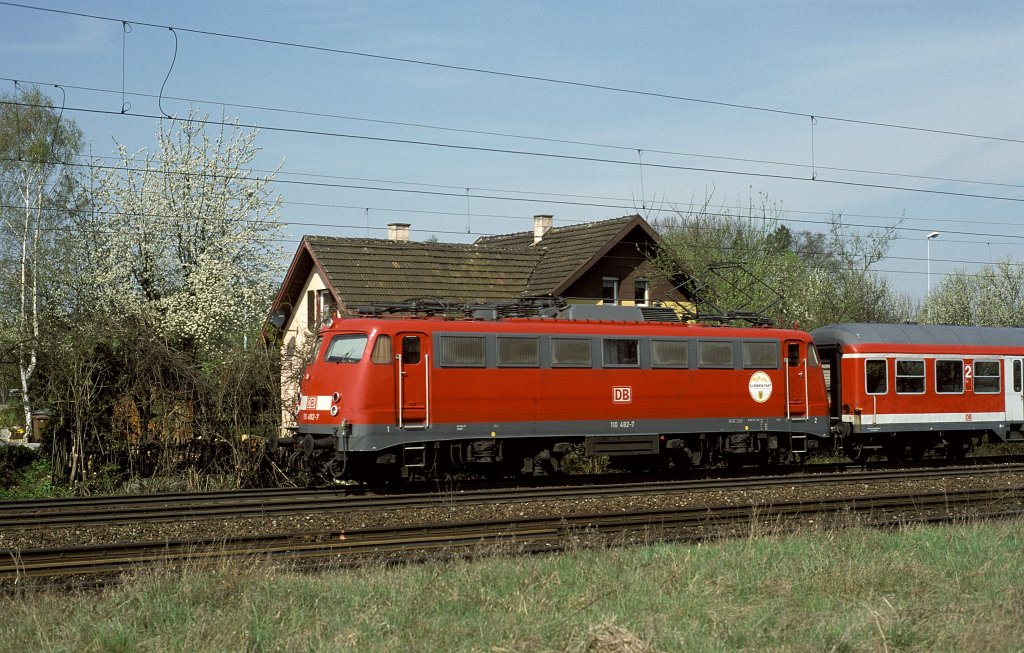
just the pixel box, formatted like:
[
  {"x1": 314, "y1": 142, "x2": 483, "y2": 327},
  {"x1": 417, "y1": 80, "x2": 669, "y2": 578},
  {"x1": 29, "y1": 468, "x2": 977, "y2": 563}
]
[
  {"x1": 370, "y1": 335, "x2": 392, "y2": 364},
  {"x1": 652, "y1": 339, "x2": 688, "y2": 368},
  {"x1": 787, "y1": 343, "x2": 800, "y2": 368},
  {"x1": 602, "y1": 338, "x2": 640, "y2": 367},
  {"x1": 324, "y1": 334, "x2": 369, "y2": 363},
  {"x1": 743, "y1": 341, "x2": 778, "y2": 369},
  {"x1": 497, "y1": 336, "x2": 540, "y2": 367},
  {"x1": 973, "y1": 360, "x2": 1000, "y2": 393},
  {"x1": 552, "y1": 338, "x2": 592, "y2": 367},
  {"x1": 895, "y1": 359, "x2": 925, "y2": 394},
  {"x1": 935, "y1": 359, "x2": 964, "y2": 394},
  {"x1": 807, "y1": 344, "x2": 820, "y2": 367},
  {"x1": 865, "y1": 359, "x2": 887, "y2": 394},
  {"x1": 439, "y1": 335, "x2": 483, "y2": 367},
  {"x1": 402, "y1": 336, "x2": 422, "y2": 365},
  {"x1": 698, "y1": 340, "x2": 734, "y2": 369}
]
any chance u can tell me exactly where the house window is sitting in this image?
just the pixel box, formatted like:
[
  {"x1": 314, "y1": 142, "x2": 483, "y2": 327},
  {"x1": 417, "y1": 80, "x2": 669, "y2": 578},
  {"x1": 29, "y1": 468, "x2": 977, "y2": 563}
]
[
  {"x1": 602, "y1": 277, "x2": 619, "y2": 305},
  {"x1": 634, "y1": 279, "x2": 650, "y2": 306},
  {"x1": 306, "y1": 288, "x2": 336, "y2": 331}
]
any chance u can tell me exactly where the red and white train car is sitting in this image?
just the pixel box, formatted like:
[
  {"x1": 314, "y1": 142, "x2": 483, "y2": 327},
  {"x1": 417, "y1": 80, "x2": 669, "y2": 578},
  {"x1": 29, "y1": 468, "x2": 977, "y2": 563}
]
[
  {"x1": 812, "y1": 323, "x2": 1024, "y2": 461},
  {"x1": 279, "y1": 306, "x2": 831, "y2": 481}
]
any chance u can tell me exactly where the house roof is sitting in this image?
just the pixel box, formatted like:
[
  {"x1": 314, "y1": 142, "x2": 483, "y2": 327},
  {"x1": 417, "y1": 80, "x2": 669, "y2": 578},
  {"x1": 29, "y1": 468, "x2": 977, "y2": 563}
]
[
  {"x1": 304, "y1": 236, "x2": 539, "y2": 306},
  {"x1": 476, "y1": 215, "x2": 657, "y2": 295},
  {"x1": 269, "y1": 214, "x2": 671, "y2": 328}
]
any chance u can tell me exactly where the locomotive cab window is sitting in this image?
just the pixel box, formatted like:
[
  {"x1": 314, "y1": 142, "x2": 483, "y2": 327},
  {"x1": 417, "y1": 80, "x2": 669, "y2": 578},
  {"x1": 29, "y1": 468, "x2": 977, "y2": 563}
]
[
  {"x1": 974, "y1": 360, "x2": 1000, "y2": 394},
  {"x1": 698, "y1": 340, "x2": 734, "y2": 369},
  {"x1": 439, "y1": 335, "x2": 484, "y2": 367},
  {"x1": 652, "y1": 339, "x2": 688, "y2": 368},
  {"x1": 743, "y1": 341, "x2": 779, "y2": 369},
  {"x1": 807, "y1": 344, "x2": 820, "y2": 367},
  {"x1": 935, "y1": 359, "x2": 964, "y2": 394},
  {"x1": 370, "y1": 335, "x2": 392, "y2": 364},
  {"x1": 401, "y1": 336, "x2": 421, "y2": 365},
  {"x1": 895, "y1": 359, "x2": 925, "y2": 394},
  {"x1": 865, "y1": 359, "x2": 887, "y2": 395},
  {"x1": 497, "y1": 336, "x2": 540, "y2": 367},
  {"x1": 552, "y1": 338, "x2": 592, "y2": 367},
  {"x1": 602, "y1": 338, "x2": 640, "y2": 367},
  {"x1": 324, "y1": 334, "x2": 369, "y2": 363}
]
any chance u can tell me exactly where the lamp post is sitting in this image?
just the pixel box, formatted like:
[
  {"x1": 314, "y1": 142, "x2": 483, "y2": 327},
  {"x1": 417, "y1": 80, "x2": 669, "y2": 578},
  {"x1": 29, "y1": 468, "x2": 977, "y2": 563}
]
[{"x1": 926, "y1": 231, "x2": 940, "y2": 301}]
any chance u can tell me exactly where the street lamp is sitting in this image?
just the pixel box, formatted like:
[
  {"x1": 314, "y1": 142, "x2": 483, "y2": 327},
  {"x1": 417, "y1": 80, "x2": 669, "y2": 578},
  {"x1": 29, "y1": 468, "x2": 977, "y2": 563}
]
[{"x1": 926, "y1": 231, "x2": 940, "y2": 299}]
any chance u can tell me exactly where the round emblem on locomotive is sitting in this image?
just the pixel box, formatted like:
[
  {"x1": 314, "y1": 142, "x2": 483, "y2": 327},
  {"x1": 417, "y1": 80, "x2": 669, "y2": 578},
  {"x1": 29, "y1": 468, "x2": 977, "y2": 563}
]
[{"x1": 748, "y1": 371, "x2": 773, "y2": 403}]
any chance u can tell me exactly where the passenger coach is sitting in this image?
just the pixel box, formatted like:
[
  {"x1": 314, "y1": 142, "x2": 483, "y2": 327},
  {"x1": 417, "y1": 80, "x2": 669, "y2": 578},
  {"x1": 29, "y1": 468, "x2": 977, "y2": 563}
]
[
  {"x1": 812, "y1": 323, "x2": 1024, "y2": 461},
  {"x1": 279, "y1": 306, "x2": 831, "y2": 481}
]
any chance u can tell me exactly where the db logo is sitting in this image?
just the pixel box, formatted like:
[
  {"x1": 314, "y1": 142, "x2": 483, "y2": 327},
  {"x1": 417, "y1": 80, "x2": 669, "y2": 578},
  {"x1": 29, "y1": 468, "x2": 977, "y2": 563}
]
[
  {"x1": 613, "y1": 386, "x2": 632, "y2": 404},
  {"x1": 306, "y1": 396, "x2": 317, "y2": 409}
]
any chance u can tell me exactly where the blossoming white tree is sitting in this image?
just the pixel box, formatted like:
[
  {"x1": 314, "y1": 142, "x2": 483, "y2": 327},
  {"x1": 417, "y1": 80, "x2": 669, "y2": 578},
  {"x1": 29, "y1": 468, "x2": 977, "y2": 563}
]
[{"x1": 83, "y1": 109, "x2": 283, "y2": 354}]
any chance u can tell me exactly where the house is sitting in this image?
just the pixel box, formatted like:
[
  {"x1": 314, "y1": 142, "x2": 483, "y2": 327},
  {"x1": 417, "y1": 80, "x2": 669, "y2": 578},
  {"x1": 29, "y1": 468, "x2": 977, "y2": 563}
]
[{"x1": 268, "y1": 214, "x2": 690, "y2": 421}]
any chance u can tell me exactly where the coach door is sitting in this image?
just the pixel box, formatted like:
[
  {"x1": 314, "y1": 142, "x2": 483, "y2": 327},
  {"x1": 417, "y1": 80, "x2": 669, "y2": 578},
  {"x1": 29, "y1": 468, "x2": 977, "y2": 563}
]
[
  {"x1": 395, "y1": 332, "x2": 430, "y2": 429},
  {"x1": 785, "y1": 340, "x2": 808, "y2": 420},
  {"x1": 1006, "y1": 358, "x2": 1024, "y2": 426}
]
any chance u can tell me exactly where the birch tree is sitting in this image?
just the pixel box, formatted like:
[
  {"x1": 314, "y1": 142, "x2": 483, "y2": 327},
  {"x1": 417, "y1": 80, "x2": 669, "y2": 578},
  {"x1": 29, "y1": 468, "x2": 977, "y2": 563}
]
[
  {"x1": 0, "y1": 86, "x2": 83, "y2": 437},
  {"x1": 82, "y1": 109, "x2": 283, "y2": 354}
]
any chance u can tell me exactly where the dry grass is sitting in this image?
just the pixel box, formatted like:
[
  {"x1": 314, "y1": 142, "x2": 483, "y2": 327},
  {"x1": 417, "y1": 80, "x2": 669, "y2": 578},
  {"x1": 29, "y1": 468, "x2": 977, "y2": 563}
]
[{"x1": 2, "y1": 517, "x2": 1024, "y2": 652}]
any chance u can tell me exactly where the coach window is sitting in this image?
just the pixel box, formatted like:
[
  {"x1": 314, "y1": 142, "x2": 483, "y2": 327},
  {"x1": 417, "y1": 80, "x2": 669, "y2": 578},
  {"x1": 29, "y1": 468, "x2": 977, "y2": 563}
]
[
  {"x1": 935, "y1": 359, "x2": 964, "y2": 394},
  {"x1": 439, "y1": 335, "x2": 484, "y2": 367},
  {"x1": 370, "y1": 335, "x2": 392, "y2": 364},
  {"x1": 865, "y1": 359, "x2": 887, "y2": 394},
  {"x1": 652, "y1": 339, "x2": 688, "y2": 368},
  {"x1": 895, "y1": 359, "x2": 925, "y2": 394},
  {"x1": 603, "y1": 338, "x2": 640, "y2": 367},
  {"x1": 974, "y1": 360, "x2": 1000, "y2": 394},
  {"x1": 698, "y1": 340, "x2": 734, "y2": 369},
  {"x1": 497, "y1": 336, "x2": 540, "y2": 367},
  {"x1": 552, "y1": 338, "x2": 592, "y2": 367},
  {"x1": 1014, "y1": 360, "x2": 1022, "y2": 393},
  {"x1": 743, "y1": 341, "x2": 778, "y2": 369}
]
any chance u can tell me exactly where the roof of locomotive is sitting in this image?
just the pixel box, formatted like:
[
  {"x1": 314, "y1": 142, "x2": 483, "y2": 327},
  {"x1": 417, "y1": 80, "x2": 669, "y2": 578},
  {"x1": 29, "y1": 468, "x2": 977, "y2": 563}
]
[
  {"x1": 325, "y1": 313, "x2": 811, "y2": 340},
  {"x1": 812, "y1": 323, "x2": 1024, "y2": 349}
]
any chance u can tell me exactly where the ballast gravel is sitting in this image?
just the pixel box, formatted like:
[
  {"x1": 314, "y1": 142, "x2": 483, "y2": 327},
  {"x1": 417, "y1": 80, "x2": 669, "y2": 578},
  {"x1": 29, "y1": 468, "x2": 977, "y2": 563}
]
[{"x1": 4, "y1": 471, "x2": 1024, "y2": 552}]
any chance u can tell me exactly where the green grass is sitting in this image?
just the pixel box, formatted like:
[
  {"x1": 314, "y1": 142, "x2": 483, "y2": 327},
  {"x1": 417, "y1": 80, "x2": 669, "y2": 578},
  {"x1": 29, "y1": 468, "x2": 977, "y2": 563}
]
[{"x1": 3, "y1": 519, "x2": 1024, "y2": 652}]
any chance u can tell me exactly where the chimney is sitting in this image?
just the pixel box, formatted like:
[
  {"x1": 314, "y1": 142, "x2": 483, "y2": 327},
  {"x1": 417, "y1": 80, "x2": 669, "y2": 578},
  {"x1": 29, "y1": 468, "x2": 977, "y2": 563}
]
[
  {"x1": 387, "y1": 222, "x2": 411, "y2": 242},
  {"x1": 533, "y1": 214, "x2": 553, "y2": 244}
]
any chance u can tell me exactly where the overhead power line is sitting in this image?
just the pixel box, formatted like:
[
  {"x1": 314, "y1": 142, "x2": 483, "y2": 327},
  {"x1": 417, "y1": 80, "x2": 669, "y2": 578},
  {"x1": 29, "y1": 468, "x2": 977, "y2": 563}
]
[
  {"x1": 3, "y1": 100, "x2": 1024, "y2": 206},
  {"x1": 4, "y1": 75, "x2": 1023, "y2": 195},
  {"x1": 2, "y1": 1, "x2": 1023, "y2": 146}
]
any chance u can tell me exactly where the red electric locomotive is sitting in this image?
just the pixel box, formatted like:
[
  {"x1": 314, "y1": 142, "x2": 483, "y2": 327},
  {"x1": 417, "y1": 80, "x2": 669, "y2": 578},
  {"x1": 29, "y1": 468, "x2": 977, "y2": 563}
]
[
  {"x1": 277, "y1": 304, "x2": 830, "y2": 481},
  {"x1": 812, "y1": 323, "x2": 1024, "y2": 462}
]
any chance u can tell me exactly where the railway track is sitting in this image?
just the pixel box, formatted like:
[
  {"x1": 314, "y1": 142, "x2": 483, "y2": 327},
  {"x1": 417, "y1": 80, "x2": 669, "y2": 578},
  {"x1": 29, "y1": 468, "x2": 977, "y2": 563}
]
[
  {"x1": 3, "y1": 460, "x2": 1024, "y2": 530},
  {"x1": 3, "y1": 485, "x2": 1022, "y2": 584}
]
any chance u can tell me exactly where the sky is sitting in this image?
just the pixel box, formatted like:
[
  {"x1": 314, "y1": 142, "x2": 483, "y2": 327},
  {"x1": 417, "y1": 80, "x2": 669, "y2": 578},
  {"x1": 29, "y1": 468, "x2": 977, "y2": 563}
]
[{"x1": 2, "y1": 0, "x2": 1023, "y2": 304}]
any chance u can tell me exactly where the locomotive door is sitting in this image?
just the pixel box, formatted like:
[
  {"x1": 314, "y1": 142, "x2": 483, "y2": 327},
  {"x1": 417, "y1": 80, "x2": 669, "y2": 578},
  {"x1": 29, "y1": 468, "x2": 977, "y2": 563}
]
[
  {"x1": 1006, "y1": 358, "x2": 1024, "y2": 426},
  {"x1": 395, "y1": 332, "x2": 430, "y2": 429},
  {"x1": 785, "y1": 340, "x2": 808, "y2": 420}
]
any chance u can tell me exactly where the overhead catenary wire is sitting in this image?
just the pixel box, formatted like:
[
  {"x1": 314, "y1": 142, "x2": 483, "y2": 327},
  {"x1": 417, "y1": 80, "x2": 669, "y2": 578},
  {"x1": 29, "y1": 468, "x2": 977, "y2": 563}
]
[
  {"x1": 3, "y1": 99, "x2": 1024, "y2": 207},
  {"x1": 4, "y1": 75, "x2": 1024, "y2": 195},
  {"x1": 3, "y1": 1, "x2": 1023, "y2": 146}
]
